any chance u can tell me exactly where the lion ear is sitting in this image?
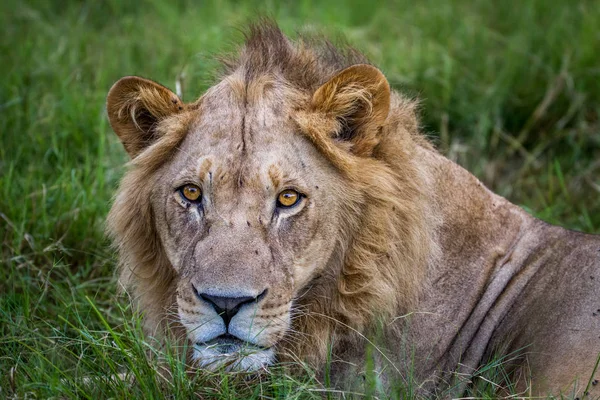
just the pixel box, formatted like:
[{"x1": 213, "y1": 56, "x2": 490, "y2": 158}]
[
  {"x1": 106, "y1": 76, "x2": 186, "y2": 158},
  {"x1": 311, "y1": 64, "x2": 390, "y2": 156}
]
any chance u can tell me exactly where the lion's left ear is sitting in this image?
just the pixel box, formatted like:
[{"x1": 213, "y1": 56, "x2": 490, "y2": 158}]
[{"x1": 311, "y1": 64, "x2": 390, "y2": 156}]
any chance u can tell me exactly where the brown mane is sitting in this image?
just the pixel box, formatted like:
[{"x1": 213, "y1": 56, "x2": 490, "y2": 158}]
[{"x1": 220, "y1": 20, "x2": 369, "y2": 90}]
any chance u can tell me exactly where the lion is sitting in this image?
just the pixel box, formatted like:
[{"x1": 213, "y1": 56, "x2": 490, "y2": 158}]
[{"x1": 105, "y1": 22, "x2": 600, "y2": 397}]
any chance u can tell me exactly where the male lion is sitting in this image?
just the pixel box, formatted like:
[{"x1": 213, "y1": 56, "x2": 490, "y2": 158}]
[{"x1": 106, "y1": 22, "x2": 600, "y2": 397}]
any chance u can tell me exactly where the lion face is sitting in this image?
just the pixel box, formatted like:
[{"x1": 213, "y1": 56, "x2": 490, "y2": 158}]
[
  {"x1": 107, "y1": 34, "x2": 397, "y2": 371},
  {"x1": 145, "y1": 79, "x2": 349, "y2": 371}
]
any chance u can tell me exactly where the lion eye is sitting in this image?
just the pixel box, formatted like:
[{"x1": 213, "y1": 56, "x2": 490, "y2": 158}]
[
  {"x1": 277, "y1": 189, "x2": 301, "y2": 208},
  {"x1": 180, "y1": 184, "x2": 202, "y2": 202}
]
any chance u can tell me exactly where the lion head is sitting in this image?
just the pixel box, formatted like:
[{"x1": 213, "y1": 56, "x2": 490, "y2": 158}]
[{"x1": 106, "y1": 22, "x2": 437, "y2": 372}]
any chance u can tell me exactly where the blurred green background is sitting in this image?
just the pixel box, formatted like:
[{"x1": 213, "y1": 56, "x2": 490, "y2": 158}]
[{"x1": 1, "y1": 0, "x2": 599, "y2": 398}]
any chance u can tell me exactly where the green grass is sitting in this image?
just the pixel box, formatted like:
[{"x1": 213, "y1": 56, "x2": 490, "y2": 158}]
[{"x1": 1, "y1": 0, "x2": 599, "y2": 398}]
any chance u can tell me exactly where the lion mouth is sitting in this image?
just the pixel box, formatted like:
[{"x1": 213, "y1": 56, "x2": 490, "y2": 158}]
[
  {"x1": 193, "y1": 334, "x2": 274, "y2": 371},
  {"x1": 201, "y1": 333, "x2": 265, "y2": 355}
]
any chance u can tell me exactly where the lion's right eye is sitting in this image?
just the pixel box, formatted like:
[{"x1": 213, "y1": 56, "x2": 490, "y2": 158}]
[{"x1": 179, "y1": 184, "x2": 202, "y2": 202}]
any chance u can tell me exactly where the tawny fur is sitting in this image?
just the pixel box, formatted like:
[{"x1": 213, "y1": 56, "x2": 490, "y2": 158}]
[{"x1": 106, "y1": 21, "x2": 600, "y2": 397}]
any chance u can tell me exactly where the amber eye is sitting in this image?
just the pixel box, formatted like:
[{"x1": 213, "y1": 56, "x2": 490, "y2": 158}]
[
  {"x1": 277, "y1": 189, "x2": 301, "y2": 208},
  {"x1": 180, "y1": 184, "x2": 202, "y2": 202}
]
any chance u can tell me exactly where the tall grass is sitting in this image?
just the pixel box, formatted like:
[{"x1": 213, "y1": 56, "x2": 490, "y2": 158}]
[{"x1": 1, "y1": 0, "x2": 598, "y2": 398}]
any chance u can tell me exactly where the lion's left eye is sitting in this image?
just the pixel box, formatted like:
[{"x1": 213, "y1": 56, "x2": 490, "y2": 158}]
[
  {"x1": 277, "y1": 189, "x2": 301, "y2": 208},
  {"x1": 179, "y1": 184, "x2": 202, "y2": 202}
]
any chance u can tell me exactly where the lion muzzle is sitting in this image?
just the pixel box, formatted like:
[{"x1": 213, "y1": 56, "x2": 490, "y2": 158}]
[{"x1": 178, "y1": 284, "x2": 280, "y2": 372}]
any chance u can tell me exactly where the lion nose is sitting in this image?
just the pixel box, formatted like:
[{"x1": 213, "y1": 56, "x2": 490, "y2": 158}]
[{"x1": 195, "y1": 289, "x2": 267, "y2": 328}]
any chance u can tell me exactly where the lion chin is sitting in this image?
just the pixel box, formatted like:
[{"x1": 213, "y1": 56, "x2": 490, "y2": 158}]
[{"x1": 192, "y1": 335, "x2": 275, "y2": 372}]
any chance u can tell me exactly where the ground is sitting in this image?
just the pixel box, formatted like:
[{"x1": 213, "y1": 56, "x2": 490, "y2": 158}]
[{"x1": 1, "y1": 0, "x2": 599, "y2": 398}]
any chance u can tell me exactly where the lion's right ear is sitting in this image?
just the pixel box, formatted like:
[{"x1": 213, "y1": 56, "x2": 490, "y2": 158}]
[{"x1": 106, "y1": 76, "x2": 186, "y2": 158}]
